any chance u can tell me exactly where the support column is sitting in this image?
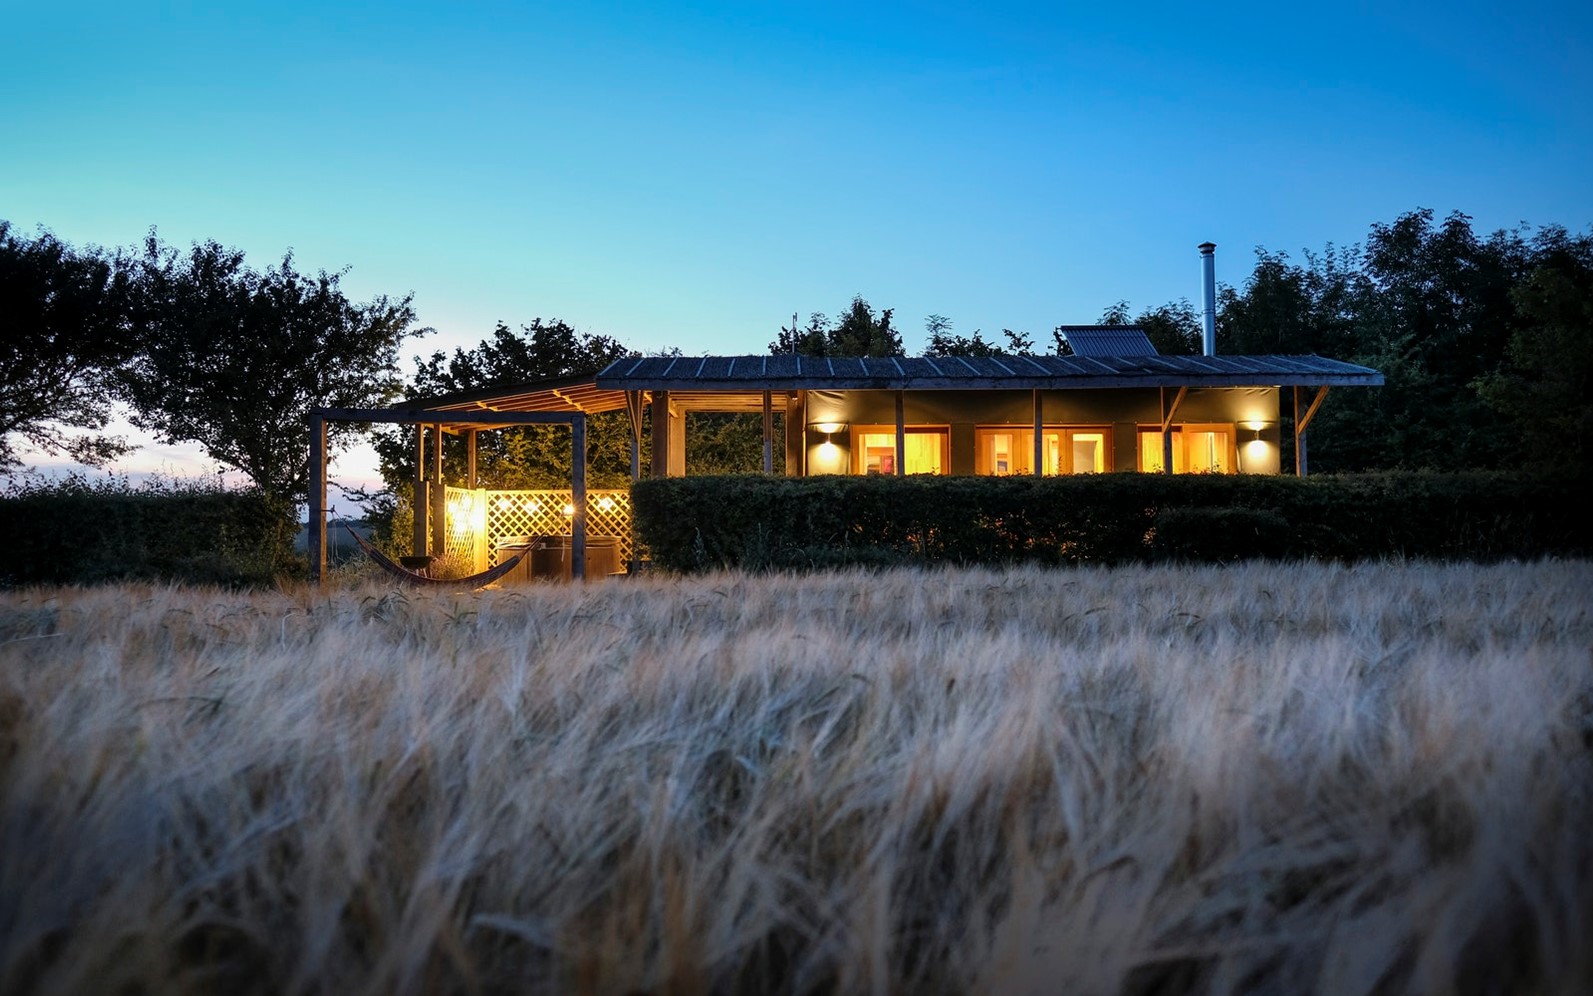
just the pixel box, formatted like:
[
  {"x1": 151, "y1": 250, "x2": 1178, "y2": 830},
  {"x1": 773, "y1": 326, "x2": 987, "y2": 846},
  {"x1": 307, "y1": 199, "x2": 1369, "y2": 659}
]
[
  {"x1": 1032, "y1": 390, "x2": 1044, "y2": 476},
  {"x1": 1294, "y1": 386, "x2": 1330, "y2": 477},
  {"x1": 627, "y1": 391, "x2": 644, "y2": 482},
  {"x1": 667, "y1": 405, "x2": 685, "y2": 477},
  {"x1": 650, "y1": 390, "x2": 670, "y2": 478},
  {"x1": 894, "y1": 391, "x2": 906, "y2": 476},
  {"x1": 1160, "y1": 386, "x2": 1188, "y2": 476},
  {"x1": 571, "y1": 415, "x2": 587, "y2": 581},
  {"x1": 430, "y1": 424, "x2": 445, "y2": 558},
  {"x1": 762, "y1": 390, "x2": 774, "y2": 474},
  {"x1": 785, "y1": 393, "x2": 802, "y2": 476},
  {"x1": 413, "y1": 423, "x2": 428, "y2": 556},
  {"x1": 308, "y1": 411, "x2": 327, "y2": 584},
  {"x1": 466, "y1": 430, "x2": 477, "y2": 489}
]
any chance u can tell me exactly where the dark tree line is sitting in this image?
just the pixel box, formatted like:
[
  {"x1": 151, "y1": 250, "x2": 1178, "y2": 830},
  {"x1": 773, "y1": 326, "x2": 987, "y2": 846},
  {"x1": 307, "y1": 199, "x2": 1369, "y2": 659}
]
[
  {"x1": 1, "y1": 222, "x2": 427, "y2": 504},
  {"x1": 6, "y1": 207, "x2": 1590, "y2": 509}
]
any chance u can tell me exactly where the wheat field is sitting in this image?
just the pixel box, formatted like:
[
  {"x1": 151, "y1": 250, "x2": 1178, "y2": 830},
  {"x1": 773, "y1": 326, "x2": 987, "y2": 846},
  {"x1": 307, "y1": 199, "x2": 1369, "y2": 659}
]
[{"x1": 1, "y1": 561, "x2": 1590, "y2": 995}]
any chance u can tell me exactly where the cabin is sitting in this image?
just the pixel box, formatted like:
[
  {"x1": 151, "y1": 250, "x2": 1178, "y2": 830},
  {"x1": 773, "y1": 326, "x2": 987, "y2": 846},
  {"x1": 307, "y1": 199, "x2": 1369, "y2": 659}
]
[{"x1": 306, "y1": 327, "x2": 1383, "y2": 583}]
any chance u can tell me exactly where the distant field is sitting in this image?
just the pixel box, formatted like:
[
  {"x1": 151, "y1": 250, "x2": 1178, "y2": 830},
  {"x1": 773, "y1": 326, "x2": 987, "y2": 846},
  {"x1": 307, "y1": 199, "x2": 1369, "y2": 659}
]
[{"x1": 1, "y1": 562, "x2": 1590, "y2": 995}]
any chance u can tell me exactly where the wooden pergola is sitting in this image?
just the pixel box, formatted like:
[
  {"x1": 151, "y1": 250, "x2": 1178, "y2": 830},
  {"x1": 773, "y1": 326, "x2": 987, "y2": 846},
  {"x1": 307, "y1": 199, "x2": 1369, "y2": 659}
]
[{"x1": 305, "y1": 407, "x2": 590, "y2": 586}]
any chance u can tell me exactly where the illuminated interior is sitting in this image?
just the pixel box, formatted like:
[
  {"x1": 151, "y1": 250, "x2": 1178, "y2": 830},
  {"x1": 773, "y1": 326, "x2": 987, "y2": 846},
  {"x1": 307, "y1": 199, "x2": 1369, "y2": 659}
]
[
  {"x1": 1138, "y1": 424, "x2": 1235, "y2": 473},
  {"x1": 975, "y1": 427, "x2": 1111, "y2": 474},
  {"x1": 853, "y1": 426, "x2": 948, "y2": 474}
]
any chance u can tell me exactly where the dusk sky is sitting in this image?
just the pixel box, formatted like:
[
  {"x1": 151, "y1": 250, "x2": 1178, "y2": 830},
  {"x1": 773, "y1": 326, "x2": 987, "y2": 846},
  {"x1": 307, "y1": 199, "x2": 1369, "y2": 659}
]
[{"x1": 5, "y1": 1, "x2": 1591, "y2": 490}]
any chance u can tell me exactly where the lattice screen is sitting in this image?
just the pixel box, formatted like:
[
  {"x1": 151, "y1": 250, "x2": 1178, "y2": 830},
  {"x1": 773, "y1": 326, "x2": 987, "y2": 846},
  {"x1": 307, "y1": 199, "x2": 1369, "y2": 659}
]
[{"x1": 447, "y1": 488, "x2": 635, "y2": 567}]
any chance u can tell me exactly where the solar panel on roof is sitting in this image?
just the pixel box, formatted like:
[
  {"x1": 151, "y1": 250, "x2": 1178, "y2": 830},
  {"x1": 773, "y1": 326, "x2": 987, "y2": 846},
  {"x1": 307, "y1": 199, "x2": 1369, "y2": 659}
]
[{"x1": 1058, "y1": 326, "x2": 1159, "y2": 357}]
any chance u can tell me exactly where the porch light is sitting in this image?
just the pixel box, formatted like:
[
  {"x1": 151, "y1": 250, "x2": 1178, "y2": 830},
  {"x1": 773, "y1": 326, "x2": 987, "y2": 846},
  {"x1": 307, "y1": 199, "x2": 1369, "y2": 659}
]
[
  {"x1": 562, "y1": 503, "x2": 575, "y2": 517},
  {"x1": 811, "y1": 421, "x2": 845, "y2": 435}
]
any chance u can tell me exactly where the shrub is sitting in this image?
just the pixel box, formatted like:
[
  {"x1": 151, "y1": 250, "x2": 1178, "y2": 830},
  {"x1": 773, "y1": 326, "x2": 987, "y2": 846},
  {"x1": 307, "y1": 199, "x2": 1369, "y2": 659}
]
[
  {"x1": 0, "y1": 473, "x2": 297, "y2": 587},
  {"x1": 1151, "y1": 506, "x2": 1294, "y2": 562},
  {"x1": 632, "y1": 471, "x2": 1587, "y2": 572}
]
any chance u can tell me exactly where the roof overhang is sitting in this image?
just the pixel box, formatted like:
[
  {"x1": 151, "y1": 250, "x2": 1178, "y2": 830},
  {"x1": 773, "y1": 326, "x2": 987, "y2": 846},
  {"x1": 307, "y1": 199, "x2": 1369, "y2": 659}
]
[
  {"x1": 595, "y1": 353, "x2": 1385, "y2": 392},
  {"x1": 383, "y1": 353, "x2": 1383, "y2": 423}
]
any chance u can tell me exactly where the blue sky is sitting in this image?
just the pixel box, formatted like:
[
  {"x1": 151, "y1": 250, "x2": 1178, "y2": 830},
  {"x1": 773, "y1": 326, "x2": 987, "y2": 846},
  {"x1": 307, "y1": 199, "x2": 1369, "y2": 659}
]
[{"x1": 4, "y1": 1, "x2": 1591, "y2": 487}]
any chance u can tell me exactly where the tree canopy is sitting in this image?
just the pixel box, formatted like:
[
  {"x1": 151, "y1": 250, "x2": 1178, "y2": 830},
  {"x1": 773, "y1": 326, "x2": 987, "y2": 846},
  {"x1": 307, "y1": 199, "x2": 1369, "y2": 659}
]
[
  {"x1": 119, "y1": 235, "x2": 427, "y2": 503},
  {"x1": 0, "y1": 222, "x2": 138, "y2": 469},
  {"x1": 769, "y1": 296, "x2": 903, "y2": 356}
]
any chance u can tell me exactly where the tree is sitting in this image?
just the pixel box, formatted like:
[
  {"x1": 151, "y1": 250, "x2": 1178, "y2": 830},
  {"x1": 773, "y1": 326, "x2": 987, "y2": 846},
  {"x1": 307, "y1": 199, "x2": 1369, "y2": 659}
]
[
  {"x1": 1476, "y1": 228, "x2": 1593, "y2": 475},
  {"x1": 769, "y1": 296, "x2": 903, "y2": 356},
  {"x1": 923, "y1": 315, "x2": 999, "y2": 357},
  {"x1": 120, "y1": 235, "x2": 427, "y2": 503},
  {"x1": 0, "y1": 221, "x2": 138, "y2": 470}
]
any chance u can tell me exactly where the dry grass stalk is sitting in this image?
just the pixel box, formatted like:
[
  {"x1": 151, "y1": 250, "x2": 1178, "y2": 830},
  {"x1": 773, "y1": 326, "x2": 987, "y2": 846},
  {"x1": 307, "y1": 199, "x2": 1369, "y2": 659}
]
[{"x1": 1, "y1": 560, "x2": 1590, "y2": 994}]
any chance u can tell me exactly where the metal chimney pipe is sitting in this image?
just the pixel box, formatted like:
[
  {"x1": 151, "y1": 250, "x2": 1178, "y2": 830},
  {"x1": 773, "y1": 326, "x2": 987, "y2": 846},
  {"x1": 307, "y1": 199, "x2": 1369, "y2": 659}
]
[{"x1": 1198, "y1": 241, "x2": 1217, "y2": 356}]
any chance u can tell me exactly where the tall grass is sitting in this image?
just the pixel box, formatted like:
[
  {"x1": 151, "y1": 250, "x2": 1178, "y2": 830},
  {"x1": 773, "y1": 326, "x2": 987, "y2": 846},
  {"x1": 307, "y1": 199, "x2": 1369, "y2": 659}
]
[{"x1": 1, "y1": 561, "x2": 1590, "y2": 995}]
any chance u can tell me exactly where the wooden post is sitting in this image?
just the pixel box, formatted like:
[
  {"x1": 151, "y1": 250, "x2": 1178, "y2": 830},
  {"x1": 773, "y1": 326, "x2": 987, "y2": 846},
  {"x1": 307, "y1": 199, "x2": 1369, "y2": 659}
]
[
  {"x1": 627, "y1": 391, "x2": 643, "y2": 482},
  {"x1": 466, "y1": 430, "x2": 477, "y2": 489},
  {"x1": 894, "y1": 390, "x2": 906, "y2": 476},
  {"x1": 571, "y1": 415, "x2": 587, "y2": 581},
  {"x1": 800, "y1": 391, "x2": 809, "y2": 476},
  {"x1": 1032, "y1": 389, "x2": 1043, "y2": 476},
  {"x1": 413, "y1": 423, "x2": 428, "y2": 556},
  {"x1": 1160, "y1": 386, "x2": 1187, "y2": 475},
  {"x1": 762, "y1": 389, "x2": 773, "y2": 474},
  {"x1": 1161, "y1": 388, "x2": 1174, "y2": 476},
  {"x1": 308, "y1": 411, "x2": 327, "y2": 584},
  {"x1": 1294, "y1": 386, "x2": 1330, "y2": 477},
  {"x1": 650, "y1": 390, "x2": 670, "y2": 478},
  {"x1": 430, "y1": 424, "x2": 445, "y2": 558}
]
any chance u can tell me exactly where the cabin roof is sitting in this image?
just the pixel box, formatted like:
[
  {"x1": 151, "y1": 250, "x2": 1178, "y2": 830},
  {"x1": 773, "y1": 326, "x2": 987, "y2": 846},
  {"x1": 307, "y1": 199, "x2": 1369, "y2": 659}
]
[
  {"x1": 596, "y1": 352, "x2": 1384, "y2": 391},
  {"x1": 391, "y1": 352, "x2": 1383, "y2": 416}
]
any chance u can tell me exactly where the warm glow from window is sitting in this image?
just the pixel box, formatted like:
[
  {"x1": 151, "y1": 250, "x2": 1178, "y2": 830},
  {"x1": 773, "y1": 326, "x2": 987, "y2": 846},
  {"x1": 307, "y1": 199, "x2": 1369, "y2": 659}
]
[
  {"x1": 976, "y1": 427, "x2": 1111, "y2": 474},
  {"x1": 853, "y1": 427, "x2": 948, "y2": 475},
  {"x1": 1138, "y1": 424, "x2": 1234, "y2": 474}
]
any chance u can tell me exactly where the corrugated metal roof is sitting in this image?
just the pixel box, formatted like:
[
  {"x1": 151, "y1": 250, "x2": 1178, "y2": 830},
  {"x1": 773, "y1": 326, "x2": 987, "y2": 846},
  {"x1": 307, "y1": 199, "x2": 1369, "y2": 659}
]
[
  {"x1": 596, "y1": 353, "x2": 1384, "y2": 391},
  {"x1": 1056, "y1": 325, "x2": 1159, "y2": 357},
  {"x1": 389, "y1": 351, "x2": 1383, "y2": 416}
]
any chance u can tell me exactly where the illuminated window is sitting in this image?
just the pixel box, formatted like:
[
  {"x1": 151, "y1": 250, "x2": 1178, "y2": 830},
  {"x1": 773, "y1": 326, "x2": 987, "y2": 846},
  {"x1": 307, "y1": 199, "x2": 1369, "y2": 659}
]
[
  {"x1": 976, "y1": 427, "x2": 1112, "y2": 474},
  {"x1": 1137, "y1": 424, "x2": 1234, "y2": 473},
  {"x1": 853, "y1": 426, "x2": 948, "y2": 475}
]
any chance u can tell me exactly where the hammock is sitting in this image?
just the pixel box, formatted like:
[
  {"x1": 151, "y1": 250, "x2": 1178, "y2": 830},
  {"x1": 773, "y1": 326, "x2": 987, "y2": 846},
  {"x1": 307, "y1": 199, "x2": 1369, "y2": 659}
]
[{"x1": 343, "y1": 525, "x2": 528, "y2": 589}]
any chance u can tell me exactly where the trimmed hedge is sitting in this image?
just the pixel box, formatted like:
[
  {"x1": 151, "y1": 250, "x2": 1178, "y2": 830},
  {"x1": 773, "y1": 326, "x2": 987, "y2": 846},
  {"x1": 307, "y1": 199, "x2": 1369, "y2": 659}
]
[
  {"x1": 0, "y1": 477, "x2": 297, "y2": 587},
  {"x1": 632, "y1": 472, "x2": 1587, "y2": 572}
]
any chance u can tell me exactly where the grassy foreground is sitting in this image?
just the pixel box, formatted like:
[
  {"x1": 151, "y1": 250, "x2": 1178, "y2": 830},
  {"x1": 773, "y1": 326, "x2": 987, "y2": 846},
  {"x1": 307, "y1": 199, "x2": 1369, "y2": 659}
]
[{"x1": 1, "y1": 562, "x2": 1591, "y2": 995}]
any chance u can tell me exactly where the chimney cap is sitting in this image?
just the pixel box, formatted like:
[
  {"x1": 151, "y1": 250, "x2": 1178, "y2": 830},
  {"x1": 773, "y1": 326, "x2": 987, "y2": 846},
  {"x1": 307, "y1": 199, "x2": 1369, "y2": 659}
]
[{"x1": 1197, "y1": 241, "x2": 1216, "y2": 253}]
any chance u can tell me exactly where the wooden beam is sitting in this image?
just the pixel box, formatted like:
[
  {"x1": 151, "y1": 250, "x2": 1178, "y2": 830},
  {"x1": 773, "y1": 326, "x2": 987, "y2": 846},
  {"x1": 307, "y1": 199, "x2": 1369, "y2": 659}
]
[
  {"x1": 413, "y1": 423, "x2": 427, "y2": 557},
  {"x1": 466, "y1": 430, "x2": 477, "y2": 489},
  {"x1": 1292, "y1": 386, "x2": 1331, "y2": 477},
  {"x1": 1296, "y1": 385, "x2": 1331, "y2": 435},
  {"x1": 571, "y1": 414, "x2": 587, "y2": 581},
  {"x1": 430, "y1": 424, "x2": 445, "y2": 559},
  {"x1": 894, "y1": 391, "x2": 905, "y2": 477},
  {"x1": 762, "y1": 389, "x2": 773, "y2": 474},
  {"x1": 650, "y1": 390, "x2": 670, "y2": 479},
  {"x1": 626, "y1": 391, "x2": 644, "y2": 482},
  {"x1": 1160, "y1": 386, "x2": 1188, "y2": 476},
  {"x1": 308, "y1": 412, "x2": 327, "y2": 584},
  {"x1": 1160, "y1": 385, "x2": 1188, "y2": 431},
  {"x1": 313, "y1": 407, "x2": 592, "y2": 427},
  {"x1": 1032, "y1": 389, "x2": 1043, "y2": 476}
]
